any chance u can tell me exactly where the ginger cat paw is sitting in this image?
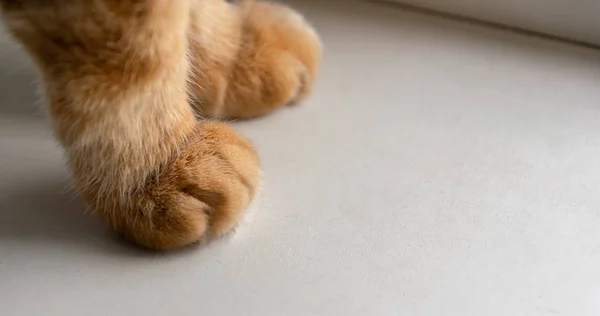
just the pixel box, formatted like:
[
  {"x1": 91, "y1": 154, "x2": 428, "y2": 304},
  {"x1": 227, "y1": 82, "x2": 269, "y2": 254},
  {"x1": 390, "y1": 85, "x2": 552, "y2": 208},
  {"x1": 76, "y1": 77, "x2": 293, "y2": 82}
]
[
  {"x1": 1, "y1": 0, "x2": 261, "y2": 250},
  {"x1": 119, "y1": 121, "x2": 260, "y2": 250},
  {"x1": 189, "y1": 0, "x2": 322, "y2": 119}
]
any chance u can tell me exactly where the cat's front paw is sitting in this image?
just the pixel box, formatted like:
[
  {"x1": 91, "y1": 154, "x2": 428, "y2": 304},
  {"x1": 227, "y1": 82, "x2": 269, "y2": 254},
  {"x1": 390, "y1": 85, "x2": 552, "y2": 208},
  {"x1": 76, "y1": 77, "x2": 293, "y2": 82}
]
[{"x1": 117, "y1": 121, "x2": 260, "y2": 250}]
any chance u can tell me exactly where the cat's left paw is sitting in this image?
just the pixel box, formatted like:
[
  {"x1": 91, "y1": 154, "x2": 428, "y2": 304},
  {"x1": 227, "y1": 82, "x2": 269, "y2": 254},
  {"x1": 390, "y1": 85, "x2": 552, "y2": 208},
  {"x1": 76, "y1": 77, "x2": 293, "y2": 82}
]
[{"x1": 221, "y1": 1, "x2": 322, "y2": 118}]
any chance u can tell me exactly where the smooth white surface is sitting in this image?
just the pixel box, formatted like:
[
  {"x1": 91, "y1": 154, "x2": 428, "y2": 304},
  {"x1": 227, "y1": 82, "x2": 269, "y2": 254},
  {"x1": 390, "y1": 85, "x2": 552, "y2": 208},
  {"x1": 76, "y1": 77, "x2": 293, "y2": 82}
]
[
  {"x1": 382, "y1": 0, "x2": 600, "y2": 45},
  {"x1": 2, "y1": 0, "x2": 600, "y2": 315}
]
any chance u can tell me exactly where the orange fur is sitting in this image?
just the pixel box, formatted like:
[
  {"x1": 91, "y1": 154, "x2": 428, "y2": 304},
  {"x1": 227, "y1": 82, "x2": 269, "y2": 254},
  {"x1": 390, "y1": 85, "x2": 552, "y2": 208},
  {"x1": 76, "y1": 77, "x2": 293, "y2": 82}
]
[
  {"x1": 188, "y1": 0, "x2": 322, "y2": 118},
  {"x1": 0, "y1": 0, "x2": 320, "y2": 250}
]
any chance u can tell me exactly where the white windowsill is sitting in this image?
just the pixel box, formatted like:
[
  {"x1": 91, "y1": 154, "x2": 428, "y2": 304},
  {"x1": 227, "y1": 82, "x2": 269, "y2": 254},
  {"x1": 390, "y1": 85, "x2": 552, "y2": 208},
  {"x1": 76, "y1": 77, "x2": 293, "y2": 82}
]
[
  {"x1": 372, "y1": 0, "x2": 600, "y2": 46},
  {"x1": 1, "y1": 0, "x2": 600, "y2": 315}
]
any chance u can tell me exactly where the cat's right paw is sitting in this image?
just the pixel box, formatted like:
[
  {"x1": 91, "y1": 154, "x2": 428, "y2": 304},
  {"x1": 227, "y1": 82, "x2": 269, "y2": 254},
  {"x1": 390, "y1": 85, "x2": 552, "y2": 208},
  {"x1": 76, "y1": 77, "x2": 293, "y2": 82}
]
[{"x1": 108, "y1": 121, "x2": 260, "y2": 250}]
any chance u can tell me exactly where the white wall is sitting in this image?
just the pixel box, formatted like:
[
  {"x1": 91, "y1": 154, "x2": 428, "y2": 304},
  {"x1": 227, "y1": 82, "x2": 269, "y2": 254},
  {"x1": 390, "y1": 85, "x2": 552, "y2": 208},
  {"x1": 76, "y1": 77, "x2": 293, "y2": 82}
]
[{"x1": 381, "y1": 0, "x2": 600, "y2": 46}]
